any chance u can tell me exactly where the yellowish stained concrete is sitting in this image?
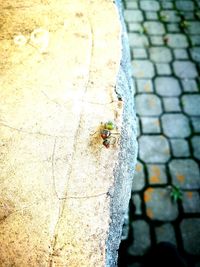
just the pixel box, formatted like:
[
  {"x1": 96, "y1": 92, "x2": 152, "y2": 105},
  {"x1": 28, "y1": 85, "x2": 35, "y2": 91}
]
[{"x1": 0, "y1": 0, "x2": 122, "y2": 266}]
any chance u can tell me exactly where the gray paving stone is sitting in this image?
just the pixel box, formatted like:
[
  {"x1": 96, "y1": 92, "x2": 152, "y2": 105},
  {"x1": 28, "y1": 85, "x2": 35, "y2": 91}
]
[
  {"x1": 145, "y1": 11, "x2": 158, "y2": 20},
  {"x1": 140, "y1": 1, "x2": 160, "y2": 11},
  {"x1": 166, "y1": 34, "x2": 189, "y2": 48},
  {"x1": 132, "y1": 48, "x2": 147, "y2": 59},
  {"x1": 170, "y1": 139, "x2": 190, "y2": 157},
  {"x1": 191, "y1": 117, "x2": 200, "y2": 133},
  {"x1": 150, "y1": 36, "x2": 164, "y2": 45},
  {"x1": 169, "y1": 159, "x2": 200, "y2": 189},
  {"x1": 143, "y1": 21, "x2": 165, "y2": 35},
  {"x1": 182, "y1": 191, "x2": 200, "y2": 213},
  {"x1": 181, "y1": 79, "x2": 198, "y2": 92},
  {"x1": 124, "y1": 10, "x2": 144, "y2": 22},
  {"x1": 136, "y1": 94, "x2": 162, "y2": 116},
  {"x1": 173, "y1": 61, "x2": 198, "y2": 78},
  {"x1": 128, "y1": 23, "x2": 143, "y2": 32},
  {"x1": 132, "y1": 60, "x2": 155, "y2": 78},
  {"x1": 174, "y1": 49, "x2": 188, "y2": 59},
  {"x1": 155, "y1": 223, "x2": 177, "y2": 245},
  {"x1": 163, "y1": 97, "x2": 181, "y2": 112},
  {"x1": 125, "y1": 1, "x2": 138, "y2": 9},
  {"x1": 188, "y1": 22, "x2": 200, "y2": 34},
  {"x1": 191, "y1": 136, "x2": 200, "y2": 160},
  {"x1": 167, "y1": 23, "x2": 180, "y2": 33},
  {"x1": 161, "y1": 114, "x2": 191, "y2": 138},
  {"x1": 190, "y1": 35, "x2": 200, "y2": 46},
  {"x1": 147, "y1": 164, "x2": 167, "y2": 184},
  {"x1": 144, "y1": 187, "x2": 178, "y2": 220},
  {"x1": 176, "y1": 1, "x2": 194, "y2": 11},
  {"x1": 149, "y1": 47, "x2": 172, "y2": 62},
  {"x1": 132, "y1": 161, "x2": 145, "y2": 191},
  {"x1": 141, "y1": 117, "x2": 161, "y2": 133},
  {"x1": 180, "y1": 218, "x2": 200, "y2": 255},
  {"x1": 183, "y1": 12, "x2": 195, "y2": 20},
  {"x1": 160, "y1": 10, "x2": 181, "y2": 22},
  {"x1": 128, "y1": 33, "x2": 149, "y2": 47},
  {"x1": 190, "y1": 47, "x2": 200, "y2": 62},
  {"x1": 156, "y1": 63, "x2": 172, "y2": 75},
  {"x1": 137, "y1": 79, "x2": 154, "y2": 93},
  {"x1": 182, "y1": 95, "x2": 200, "y2": 115},
  {"x1": 161, "y1": 2, "x2": 174, "y2": 9},
  {"x1": 155, "y1": 77, "x2": 181, "y2": 96},
  {"x1": 128, "y1": 220, "x2": 151, "y2": 256},
  {"x1": 139, "y1": 135, "x2": 170, "y2": 163},
  {"x1": 132, "y1": 193, "x2": 142, "y2": 215}
]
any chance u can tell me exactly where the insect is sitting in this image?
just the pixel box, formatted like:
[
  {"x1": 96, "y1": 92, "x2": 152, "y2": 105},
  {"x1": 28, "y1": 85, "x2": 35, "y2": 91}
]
[{"x1": 100, "y1": 121, "x2": 119, "y2": 148}]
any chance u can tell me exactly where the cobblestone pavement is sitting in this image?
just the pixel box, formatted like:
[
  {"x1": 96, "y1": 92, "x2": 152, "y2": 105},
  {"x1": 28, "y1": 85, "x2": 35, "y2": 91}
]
[{"x1": 119, "y1": 0, "x2": 200, "y2": 266}]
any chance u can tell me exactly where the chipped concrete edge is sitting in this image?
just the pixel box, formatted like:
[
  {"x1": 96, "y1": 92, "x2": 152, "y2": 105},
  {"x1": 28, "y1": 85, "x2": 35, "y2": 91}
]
[{"x1": 105, "y1": 0, "x2": 138, "y2": 266}]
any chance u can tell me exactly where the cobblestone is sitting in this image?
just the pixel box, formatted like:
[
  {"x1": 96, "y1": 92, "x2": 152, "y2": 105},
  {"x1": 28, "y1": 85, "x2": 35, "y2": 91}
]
[
  {"x1": 132, "y1": 193, "x2": 142, "y2": 215},
  {"x1": 163, "y1": 97, "x2": 181, "y2": 112},
  {"x1": 128, "y1": 23, "x2": 143, "y2": 32},
  {"x1": 128, "y1": 33, "x2": 149, "y2": 47},
  {"x1": 125, "y1": 1, "x2": 138, "y2": 9},
  {"x1": 166, "y1": 34, "x2": 189, "y2": 48},
  {"x1": 191, "y1": 136, "x2": 200, "y2": 160},
  {"x1": 161, "y1": 2, "x2": 174, "y2": 9},
  {"x1": 132, "y1": 48, "x2": 147, "y2": 59},
  {"x1": 181, "y1": 79, "x2": 198, "y2": 92},
  {"x1": 167, "y1": 23, "x2": 180, "y2": 33},
  {"x1": 160, "y1": 10, "x2": 181, "y2": 22},
  {"x1": 188, "y1": 22, "x2": 200, "y2": 34},
  {"x1": 169, "y1": 159, "x2": 200, "y2": 189},
  {"x1": 132, "y1": 161, "x2": 145, "y2": 191},
  {"x1": 128, "y1": 220, "x2": 151, "y2": 256},
  {"x1": 132, "y1": 60, "x2": 155, "y2": 78},
  {"x1": 136, "y1": 94, "x2": 162, "y2": 116},
  {"x1": 137, "y1": 79, "x2": 153, "y2": 93},
  {"x1": 161, "y1": 114, "x2": 191, "y2": 138},
  {"x1": 147, "y1": 164, "x2": 167, "y2": 184},
  {"x1": 139, "y1": 135, "x2": 170, "y2": 163},
  {"x1": 182, "y1": 95, "x2": 200, "y2": 115},
  {"x1": 173, "y1": 49, "x2": 188, "y2": 59},
  {"x1": 190, "y1": 47, "x2": 200, "y2": 62},
  {"x1": 145, "y1": 11, "x2": 158, "y2": 21},
  {"x1": 155, "y1": 223, "x2": 177, "y2": 245},
  {"x1": 149, "y1": 47, "x2": 172, "y2": 62},
  {"x1": 191, "y1": 117, "x2": 200, "y2": 133},
  {"x1": 155, "y1": 77, "x2": 181, "y2": 96},
  {"x1": 190, "y1": 35, "x2": 200, "y2": 46},
  {"x1": 182, "y1": 191, "x2": 200, "y2": 213},
  {"x1": 155, "y1": 63, "x2": 172, "y2": 75},
  {"x1": 140, "y1": 1, "x2": 160, "y2": 11},
  {"x1": 173, "y1": 61, "x2": 198, "y2": 78},
  {"x1": 141, "y1": 117, "x2": 160, "y2": 133},
  {"x1": 180, "y1": 218, "x2": 200, "y2": 255},
  {"x1": 144, "y1": 187, "x2": 178, "y2": 220},
  {"x1": 170, "y1": 139, "x2": 190, "y2": 157},
  {"x1": 124, "y1": 10, "x2": 144, "y2": 22},
  {"x1": 143, "y1": 21, "x2": 165, "y2": 35},
  {"x1": 175, "y1": 1, "x2": 194, "y2": 11},
  {"x1": 150, "y1": 36, "x2": 164, "y2": 45}
]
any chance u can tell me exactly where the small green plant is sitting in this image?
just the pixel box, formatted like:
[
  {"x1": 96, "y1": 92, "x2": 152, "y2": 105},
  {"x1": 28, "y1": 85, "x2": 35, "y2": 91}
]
[
  {"x1": 170, "y1": 185, "x2": 183, "y2": 202},
  {"x1": 180, "y1": 20, "x2": 190, "y2": 30},
  {"x1": 160, "y1": 14, "x2": 168, "y2": 22}
]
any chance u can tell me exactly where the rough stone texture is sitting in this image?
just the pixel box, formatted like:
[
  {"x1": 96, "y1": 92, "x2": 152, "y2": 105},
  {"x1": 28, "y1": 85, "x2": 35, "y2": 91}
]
[
  {"x1": 161, "y1": 114, "x2": 191, "y2": 138},
  {"x1": 155, "y1": 223, "x2": 177, "y2": 245},
  {"x1": 169, "y1": 159, "x2": 200, "y2": 189},
  {"x1": 132, "y1": 162, "x2": 145, "y2": 191},
  {"x1": 0, "y1": 1, "x2": 138, "y2": 266},
  {"x1": 173, "y1": 61, "x2": 198, "y2": 78},
  {"x1": 182, "y1": 191, "x2": 200, "y2": 213},
  {"x1": 180, "y1": 219, "x2": 200, "y2": 255},
  {"x1": 141, "y1": 117, "x2": 161, "y2": 133},
  {"x1": 182, "y1": 95, "x2": 200, "y2": 115},
  {"x1": 139, "y1": 136, "x2": 170, "y2": 163},
  {"x1": 155, "y1": 77, "x2": 181, "y2": 96},
  {"x1": 128, "y1": 220, "x2": 151, "y2": 256},
  {"x1": 144, "y1": 188, "x2": 178, "y2": 221},
  {"x1": 147, "y1": 164, "x2": 167, "y2": 184},
  {"x1": 191, "y1": 136, "x2": 200, "y2": 160},
  {"x1": 135, "y1": 94, "x2": 162, "y2": 116},
  {"x1": 149, "y1": 47, "x2": 172, "y2": 63},
  {"x1": 170, "y1": 139, "x2": 190, "y2": 157}
]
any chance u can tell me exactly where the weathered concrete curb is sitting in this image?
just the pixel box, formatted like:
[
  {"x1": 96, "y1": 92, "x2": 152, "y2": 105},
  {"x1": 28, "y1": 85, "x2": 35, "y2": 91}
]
[{"x1": 106, "y1": 1, "x2": 138, "y2": 266}]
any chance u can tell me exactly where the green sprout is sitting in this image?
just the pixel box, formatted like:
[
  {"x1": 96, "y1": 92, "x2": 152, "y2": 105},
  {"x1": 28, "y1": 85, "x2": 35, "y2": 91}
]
[
  {"x1": 180, "y1": 20, "x2": 190, "y2": 30},
  {"x1": 105, "y1": 121, "x2": 115, "y2": 130},
  {"x1": 160, "y1": 14, "x2": 168, "y2": 22},
  {"x1": 170, "y1": 185, "x2": 183, "y2": 202}
]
